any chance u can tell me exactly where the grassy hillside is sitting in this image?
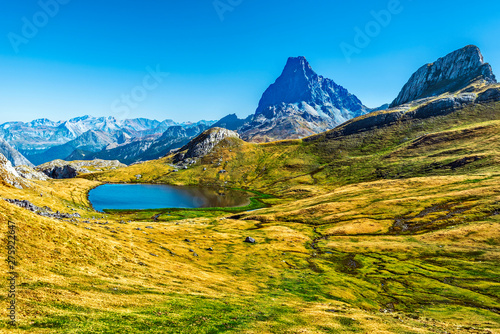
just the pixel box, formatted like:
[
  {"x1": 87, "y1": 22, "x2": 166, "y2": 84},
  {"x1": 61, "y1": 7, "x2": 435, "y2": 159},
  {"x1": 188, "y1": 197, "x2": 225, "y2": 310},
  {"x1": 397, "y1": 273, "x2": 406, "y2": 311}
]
[{"x1": 1, "y1": 102, "x2": 499, "y2": 333}]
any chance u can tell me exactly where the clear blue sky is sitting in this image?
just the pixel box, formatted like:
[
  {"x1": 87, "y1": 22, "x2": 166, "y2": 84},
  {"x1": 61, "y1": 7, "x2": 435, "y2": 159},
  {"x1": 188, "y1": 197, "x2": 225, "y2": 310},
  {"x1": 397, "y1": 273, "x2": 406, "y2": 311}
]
[{"x1": 0, "y1": 0, "x2": 499, "y2": 123}]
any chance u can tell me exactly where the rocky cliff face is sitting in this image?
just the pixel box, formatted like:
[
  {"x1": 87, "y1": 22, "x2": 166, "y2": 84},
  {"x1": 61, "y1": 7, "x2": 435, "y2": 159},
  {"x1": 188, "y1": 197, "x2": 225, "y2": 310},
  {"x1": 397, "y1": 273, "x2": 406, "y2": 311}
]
[
  {"x1": 391, "y1": 45, "x2": 497, "y2": 107},
  {"x1": 0, "y1": 153, "x2": 30, "y2": 188},
  {"x1": 306, "y1": 46, "x2": 500, "y2": 143},
  {"x1": 0, "y1": 137, "x2": 33, "y2": 167},
  {"x1": 306, "y1": 86, "x2": 500, "y2": 143},
  {"x1": 173, "y1": 128, "x2": 240, "y2": 163},
  {"x1": 240, "y1": 56, "x2": 367, "y2": 142}
]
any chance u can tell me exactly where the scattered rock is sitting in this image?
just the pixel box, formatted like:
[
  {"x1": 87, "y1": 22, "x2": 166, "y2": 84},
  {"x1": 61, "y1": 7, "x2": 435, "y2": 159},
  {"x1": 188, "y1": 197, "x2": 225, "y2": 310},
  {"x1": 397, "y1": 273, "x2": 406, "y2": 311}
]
[
  {"x1": 4, "y1": 198, "x2": 81, "y2": 220},
  {"x1": 244, "y1": 237, "x2": 256, "y2": 244}
]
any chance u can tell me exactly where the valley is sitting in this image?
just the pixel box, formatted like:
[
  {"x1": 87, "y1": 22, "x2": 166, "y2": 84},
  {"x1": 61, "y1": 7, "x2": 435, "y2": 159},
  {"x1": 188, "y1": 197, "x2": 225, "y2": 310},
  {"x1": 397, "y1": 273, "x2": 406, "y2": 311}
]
[{"x1": 0, "y1": 45, "x2": 499, "y2": 333}]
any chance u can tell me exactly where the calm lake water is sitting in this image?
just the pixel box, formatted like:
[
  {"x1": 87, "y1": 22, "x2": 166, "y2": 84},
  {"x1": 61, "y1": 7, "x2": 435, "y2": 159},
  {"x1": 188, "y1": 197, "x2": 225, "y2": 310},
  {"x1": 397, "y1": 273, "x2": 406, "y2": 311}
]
[{"x1": 89, "y1": 184, "x2": 251, "y2": 212}]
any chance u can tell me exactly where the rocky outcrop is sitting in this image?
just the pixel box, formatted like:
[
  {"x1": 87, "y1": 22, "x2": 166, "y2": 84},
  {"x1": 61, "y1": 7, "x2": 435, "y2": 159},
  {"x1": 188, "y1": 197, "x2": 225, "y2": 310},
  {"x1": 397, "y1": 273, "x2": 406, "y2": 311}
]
[
  {"x1": 14, "y1": 165, "x2": 49, "y2": 181},
  {"x1": 391, "y1": 45, "x2": 497, "y2": 107},
  {"x1": 240, "y1": 56, "x2": 368, "y2": 142},
  {"x1": 0, "y1": 153, "x2": 30, "y2": 189},
  {"x1": 40, "y1": 164, "x2": 79, "y2": 179},
  {"x1": 0, "y1": 137, "x2": 33, "y2": 167},
  {"x1": 304, "y1": 46, "x2": 500, "y2": 143},
  {"x1": 4, "y1": 199, "x2": 81, "y2": 220},
  {"x1": 306, "y1": 87, "x2": 500, "y2": 143},
  {"x1": 476, "y1": 87, "x2": 500, "y2": 103},
  {"x1": 37, "y1": 159, "x2": 126, "y2": 179},
  {"x1": 173, "y1": 128, "x2": 240, "y2": 163}
]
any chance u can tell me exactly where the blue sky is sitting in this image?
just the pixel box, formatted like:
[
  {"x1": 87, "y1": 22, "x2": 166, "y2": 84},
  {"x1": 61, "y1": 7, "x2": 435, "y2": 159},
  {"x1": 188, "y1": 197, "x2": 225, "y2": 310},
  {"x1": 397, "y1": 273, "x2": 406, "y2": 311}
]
[{"x1": 0, "y1": 0, "x2": 499, "y2": 123}]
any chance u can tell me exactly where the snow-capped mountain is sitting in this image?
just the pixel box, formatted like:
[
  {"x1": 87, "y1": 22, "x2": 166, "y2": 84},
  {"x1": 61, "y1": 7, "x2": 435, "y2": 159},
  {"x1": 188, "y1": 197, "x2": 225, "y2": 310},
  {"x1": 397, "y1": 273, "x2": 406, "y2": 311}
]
[
  {"x1": 71, "y1": 124, "x2": 210, "y2": 165},
  {"x1": 0, "y1": 115, "x2": 216, "y2": 165}
]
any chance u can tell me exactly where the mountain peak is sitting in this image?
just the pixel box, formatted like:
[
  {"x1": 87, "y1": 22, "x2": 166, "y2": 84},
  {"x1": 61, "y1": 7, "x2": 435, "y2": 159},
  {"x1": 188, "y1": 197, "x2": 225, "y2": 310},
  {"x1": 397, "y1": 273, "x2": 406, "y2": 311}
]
[
  {"x1": 390, "y1": 45, "x2": 497, "y2": 107},
  {"x1": 255, "y1": 56, "x2": 359, "y2": 117},
  {"x1": 283, "y1": 56, "x2": 312, "y2": 71},
  {"x1": 240, "y1": 56, "x2": 367, "y2": 142}
]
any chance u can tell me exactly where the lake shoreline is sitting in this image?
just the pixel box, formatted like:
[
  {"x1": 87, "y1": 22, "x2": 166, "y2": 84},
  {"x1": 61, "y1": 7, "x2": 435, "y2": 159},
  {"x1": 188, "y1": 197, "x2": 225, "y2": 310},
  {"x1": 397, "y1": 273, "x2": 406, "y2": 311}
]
[{"x1": 88, "y1": 183, "x2": 260, "y2": 213}]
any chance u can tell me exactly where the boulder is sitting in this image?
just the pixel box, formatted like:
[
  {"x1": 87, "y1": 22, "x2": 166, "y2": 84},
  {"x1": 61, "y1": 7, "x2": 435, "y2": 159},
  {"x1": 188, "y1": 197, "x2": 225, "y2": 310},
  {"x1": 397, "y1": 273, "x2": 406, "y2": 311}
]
[{"x1": 244, "y1": 237, "x2": 256, "y2": 244}]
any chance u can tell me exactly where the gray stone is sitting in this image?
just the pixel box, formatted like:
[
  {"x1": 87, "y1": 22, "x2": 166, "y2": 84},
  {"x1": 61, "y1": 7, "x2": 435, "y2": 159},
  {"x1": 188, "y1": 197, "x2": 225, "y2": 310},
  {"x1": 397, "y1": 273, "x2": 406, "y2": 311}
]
[
  {"x1": 244, "y1": 237, "x2": 256, "y2": 244},
  {"x1": 391, "y1": 45, "x2": 496, "y2": 107}
]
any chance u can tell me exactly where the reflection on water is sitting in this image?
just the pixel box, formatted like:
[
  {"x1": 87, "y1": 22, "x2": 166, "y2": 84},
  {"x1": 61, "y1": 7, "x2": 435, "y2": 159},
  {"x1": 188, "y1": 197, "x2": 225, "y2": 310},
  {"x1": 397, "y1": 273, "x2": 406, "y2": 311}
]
[{"x1": 89, "y1": 184, "x2": 251, "y2": 212}]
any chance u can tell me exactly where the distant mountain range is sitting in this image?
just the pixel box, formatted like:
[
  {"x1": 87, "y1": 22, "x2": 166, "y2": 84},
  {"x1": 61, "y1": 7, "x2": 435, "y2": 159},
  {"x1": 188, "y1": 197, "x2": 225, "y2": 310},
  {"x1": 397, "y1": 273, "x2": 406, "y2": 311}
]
[
  {"x1": 1, "y1": 45, "x2": 498, "y2": 168},
  {"x1": 0, "y1": 116, "x2": 216, "y2": 165}
]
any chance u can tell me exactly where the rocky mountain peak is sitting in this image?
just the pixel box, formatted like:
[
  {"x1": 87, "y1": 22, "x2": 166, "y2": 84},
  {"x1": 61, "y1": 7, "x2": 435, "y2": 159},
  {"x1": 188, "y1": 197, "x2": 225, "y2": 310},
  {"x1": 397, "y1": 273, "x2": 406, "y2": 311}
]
[
  {"x1": 281, "y1": 56, "x2": 316, "y2": 80},
  {"x1": 255, "y1": 56, "x2": 325, "y2": 115},
  {"x1": 390, "y1": 45, "x2": 497, "y2": 107},
  {"x1": 241, "y1": 56, "x2": 367, "y2": 142}
]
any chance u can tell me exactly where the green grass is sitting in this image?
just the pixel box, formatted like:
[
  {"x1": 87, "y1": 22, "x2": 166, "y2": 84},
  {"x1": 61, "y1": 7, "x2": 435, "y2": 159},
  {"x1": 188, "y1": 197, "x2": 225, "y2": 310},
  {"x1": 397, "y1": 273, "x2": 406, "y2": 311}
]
[{"x1": 2, "y1": 100, "x2": 500, "y2": 333}]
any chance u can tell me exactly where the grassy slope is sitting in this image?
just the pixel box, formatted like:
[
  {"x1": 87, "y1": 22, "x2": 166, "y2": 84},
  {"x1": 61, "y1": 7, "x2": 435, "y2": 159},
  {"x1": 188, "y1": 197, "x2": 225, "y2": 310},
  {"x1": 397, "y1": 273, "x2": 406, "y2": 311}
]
[{"x1": 0, "y1": 102, "x2": 499, "y2": 333}]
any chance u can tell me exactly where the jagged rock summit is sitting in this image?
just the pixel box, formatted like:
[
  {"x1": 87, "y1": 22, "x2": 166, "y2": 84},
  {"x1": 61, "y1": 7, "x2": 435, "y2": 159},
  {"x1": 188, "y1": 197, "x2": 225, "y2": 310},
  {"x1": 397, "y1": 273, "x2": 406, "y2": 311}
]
[
  {"x1": 173, "y1": 127, "x2": 240, "y2": 163},
  {"x1": 240, "y1": 56, "x2": 368, "y2": 142},
  {"x1": 391, "y1": 45, "x2": 497, "y2": 107}
]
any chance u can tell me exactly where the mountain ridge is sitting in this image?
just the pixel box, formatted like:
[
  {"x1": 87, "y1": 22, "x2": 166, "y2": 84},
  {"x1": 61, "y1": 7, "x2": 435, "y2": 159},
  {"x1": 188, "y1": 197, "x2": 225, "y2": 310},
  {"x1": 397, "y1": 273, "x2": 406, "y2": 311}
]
[{"x1": 391, "y1": 45, "x2": 497, "y2": 107}]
